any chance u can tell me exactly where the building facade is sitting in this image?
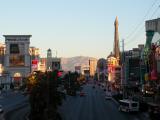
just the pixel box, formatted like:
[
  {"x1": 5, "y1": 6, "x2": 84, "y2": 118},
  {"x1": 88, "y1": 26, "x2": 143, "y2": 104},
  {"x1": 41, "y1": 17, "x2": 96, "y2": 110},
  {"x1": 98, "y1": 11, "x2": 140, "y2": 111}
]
[
  {"x1": 38, "y1": 58, "x2": 47, "y2": 72},
  {"x1": 107, "y1": 55, "x2": 119, "y2": 83},
  {"x1": 89, "y1": 58, "x2": 97, "y2": 77},
  {"x1": 146, "y1": 18, "x2": 160, "y2": 34},
  {"x1": 47, "y1": 48, "x2": 61, "y2": 71},
  {"x1": 29, "y1": 46, "x2": 40, "y2": 72},
  {"x1": 96, "y1": 58, "x2": 107, "y2": 82},
  {"x1": 3, "y1": 35, "x2": 31, "y2": 86}
]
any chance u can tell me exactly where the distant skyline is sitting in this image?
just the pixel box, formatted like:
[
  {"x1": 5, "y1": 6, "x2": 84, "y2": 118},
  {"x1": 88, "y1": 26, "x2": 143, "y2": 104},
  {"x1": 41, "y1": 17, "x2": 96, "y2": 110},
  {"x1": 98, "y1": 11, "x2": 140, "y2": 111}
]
[{"x1": 0, "y1": 0, "x2": 160, "y2": 58}]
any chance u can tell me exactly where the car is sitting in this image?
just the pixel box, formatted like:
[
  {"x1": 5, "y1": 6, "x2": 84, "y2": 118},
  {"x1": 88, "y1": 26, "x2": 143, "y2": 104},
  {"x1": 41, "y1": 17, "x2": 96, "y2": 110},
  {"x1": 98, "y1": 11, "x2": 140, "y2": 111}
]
[
  {"x1": 80, "y1": 92, "x2": 85, "y2": 97},
  {"x1": 0, "y1": 105, "x2": 3, "y2": 113},
  {"x1": 118, "y1": 99, "x2": 139, "y2": 112},
  {"x1": 105, "y1": 92, "x2": 112, "y2": 100}
]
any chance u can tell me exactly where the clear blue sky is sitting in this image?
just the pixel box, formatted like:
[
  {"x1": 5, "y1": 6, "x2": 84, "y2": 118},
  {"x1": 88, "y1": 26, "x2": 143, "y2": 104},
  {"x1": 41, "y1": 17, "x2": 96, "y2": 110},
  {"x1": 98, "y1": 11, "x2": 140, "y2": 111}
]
[{"x1": 0, "y1": 0, "x2": 160, "y2": 58}]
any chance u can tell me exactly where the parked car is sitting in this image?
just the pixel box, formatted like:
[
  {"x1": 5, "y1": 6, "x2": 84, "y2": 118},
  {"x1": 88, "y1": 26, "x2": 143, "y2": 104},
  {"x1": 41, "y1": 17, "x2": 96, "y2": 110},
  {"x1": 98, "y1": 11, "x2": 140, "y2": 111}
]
[
  {"x1": 0, "y1": 105, "x2": 3, "y2": 113},
  {"x1": 118, "y1": 99, "x2": 139, "y2": 112}
]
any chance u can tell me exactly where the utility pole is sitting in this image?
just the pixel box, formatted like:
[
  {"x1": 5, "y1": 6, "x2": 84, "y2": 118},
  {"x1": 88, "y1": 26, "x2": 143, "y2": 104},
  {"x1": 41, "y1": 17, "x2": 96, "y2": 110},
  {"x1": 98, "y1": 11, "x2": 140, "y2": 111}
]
[{"x1": 121, "y1": 39, "x2": 125, "y2": 99}]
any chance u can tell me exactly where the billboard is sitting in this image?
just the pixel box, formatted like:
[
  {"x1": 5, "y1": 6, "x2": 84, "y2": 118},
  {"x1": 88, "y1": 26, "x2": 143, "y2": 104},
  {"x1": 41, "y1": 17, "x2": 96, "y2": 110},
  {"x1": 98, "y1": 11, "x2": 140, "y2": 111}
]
[
  {"x1": 9, "y1": 55, "x2": 25, "y2": 66},
  {"x1": 32, "y1": 59, "x2": 38, "y2": 71}
]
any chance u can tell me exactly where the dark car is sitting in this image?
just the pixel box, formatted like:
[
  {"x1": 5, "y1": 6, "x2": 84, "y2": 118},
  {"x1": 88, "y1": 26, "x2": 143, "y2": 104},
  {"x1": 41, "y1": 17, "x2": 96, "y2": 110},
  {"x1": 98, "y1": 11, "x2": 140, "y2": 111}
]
[{"x1": 80, "y1": 92, "x2": 85, "y2": 97}]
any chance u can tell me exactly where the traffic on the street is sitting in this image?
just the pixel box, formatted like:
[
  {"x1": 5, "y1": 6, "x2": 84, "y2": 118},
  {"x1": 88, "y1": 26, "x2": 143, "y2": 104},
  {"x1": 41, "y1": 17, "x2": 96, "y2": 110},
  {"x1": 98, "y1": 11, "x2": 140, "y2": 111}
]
[{"x1": 58, "y1": 81, "x2": 147, "y2": 120}]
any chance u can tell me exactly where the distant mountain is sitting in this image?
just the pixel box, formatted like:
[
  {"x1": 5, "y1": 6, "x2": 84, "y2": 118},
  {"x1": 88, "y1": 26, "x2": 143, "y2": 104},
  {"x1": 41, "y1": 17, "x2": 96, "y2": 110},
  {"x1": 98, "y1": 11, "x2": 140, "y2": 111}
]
[{"x1": 61, "y1": 56, "x2": 97, "y2": 71}]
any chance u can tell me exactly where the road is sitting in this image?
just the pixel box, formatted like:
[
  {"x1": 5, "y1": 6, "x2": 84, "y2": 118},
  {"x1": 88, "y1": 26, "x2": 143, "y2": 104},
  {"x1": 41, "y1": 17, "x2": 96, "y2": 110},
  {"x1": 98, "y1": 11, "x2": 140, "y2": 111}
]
[
  {"x1": 58, "y1": 83, "x2": 140, "y2": 120},
  {"x1": 0, "y1": 90, "x2": 29, "y2": 120},
  {"x1": 5, "y1": 103, "x2": 30, "y2": 120}
]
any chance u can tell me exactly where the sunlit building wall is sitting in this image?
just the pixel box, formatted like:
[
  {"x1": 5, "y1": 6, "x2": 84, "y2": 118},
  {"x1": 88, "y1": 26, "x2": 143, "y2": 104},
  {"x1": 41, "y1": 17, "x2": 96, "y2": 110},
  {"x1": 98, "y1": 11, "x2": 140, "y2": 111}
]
[
  {"x1": 107, "y1": 56, "x2": 119, "y2": 82},
  {"x1": 3, "y1": 35, "x2": 31, "y2": 86},
  {"x1": 38, "y1": 58, "x2": 47, "y2": 72},
  {"x1": 29, "y1": 47, "x2": 40, "y2": 72},
  {"x1": 89, "y1": 58, "x2": 97, "y2": 77},
  {"x1": 0, "y1": 43, "x2": 5, "y2": 71},
  {"x1": 29, "y1": 47, "x2": 40, "y2": 59}
]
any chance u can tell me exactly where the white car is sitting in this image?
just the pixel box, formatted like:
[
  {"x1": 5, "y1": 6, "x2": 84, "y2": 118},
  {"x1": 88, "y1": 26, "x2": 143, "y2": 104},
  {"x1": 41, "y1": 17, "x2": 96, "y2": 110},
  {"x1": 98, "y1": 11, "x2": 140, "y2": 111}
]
[
  {"x1": 118, "y1": 99, "x2": 139, "y2": 112},
  {"x1": 0, "y1": 105, "x2": 3, "y2": 113}
]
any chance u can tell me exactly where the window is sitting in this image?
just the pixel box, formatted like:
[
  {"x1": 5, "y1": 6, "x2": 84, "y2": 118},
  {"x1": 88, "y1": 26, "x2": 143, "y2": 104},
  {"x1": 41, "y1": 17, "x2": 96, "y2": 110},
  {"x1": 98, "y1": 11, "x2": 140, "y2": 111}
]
[
  {"x1": 120, "y1": 101, "x2": 129, "y2": 107},
  {"x1": 132, "y1": 103, "x2": 138, "y2": 107},
  {"x1": 10, "y1": 44, "x2": 19, "y2": 54}
]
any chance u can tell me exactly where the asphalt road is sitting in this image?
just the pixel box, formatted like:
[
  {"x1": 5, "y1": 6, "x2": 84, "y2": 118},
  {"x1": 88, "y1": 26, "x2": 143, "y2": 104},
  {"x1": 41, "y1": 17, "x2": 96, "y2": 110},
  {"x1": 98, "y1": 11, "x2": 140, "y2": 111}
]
[
  {"x1": 5, "y1": 103, "x2": 30, "y2": 120},
  {"x1": 0, "y1": 90, "x2": 29, "y2": 120},
  {"x1": 58, "y1": 83, "x2": 140, "y2": 120}
]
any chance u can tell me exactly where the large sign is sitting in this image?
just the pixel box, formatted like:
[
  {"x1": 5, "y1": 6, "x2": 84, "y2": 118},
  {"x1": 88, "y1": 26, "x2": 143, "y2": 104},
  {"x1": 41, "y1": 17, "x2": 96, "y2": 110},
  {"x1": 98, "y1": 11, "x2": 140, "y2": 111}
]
[
  {"x1": 9, "y1": 55, "x2": 25, "y2": 66},
  {"x1": 32, "y1": 59, "x2": 38, "y2": 71}
]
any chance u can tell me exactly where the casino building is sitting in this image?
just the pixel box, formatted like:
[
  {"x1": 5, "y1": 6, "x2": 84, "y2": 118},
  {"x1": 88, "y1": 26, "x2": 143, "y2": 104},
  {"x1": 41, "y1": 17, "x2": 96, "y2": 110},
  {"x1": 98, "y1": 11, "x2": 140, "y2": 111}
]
[{"x1": 3, "y1": 35, "x2": 31, "y2": 86}]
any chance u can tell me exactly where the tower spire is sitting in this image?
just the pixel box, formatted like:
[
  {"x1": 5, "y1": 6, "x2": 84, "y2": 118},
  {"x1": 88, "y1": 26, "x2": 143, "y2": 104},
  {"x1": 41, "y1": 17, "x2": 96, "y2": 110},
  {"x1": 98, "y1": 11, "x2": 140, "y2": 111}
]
[{"x1": 113, "y1": 16, "x2": 120, "y2": 63}]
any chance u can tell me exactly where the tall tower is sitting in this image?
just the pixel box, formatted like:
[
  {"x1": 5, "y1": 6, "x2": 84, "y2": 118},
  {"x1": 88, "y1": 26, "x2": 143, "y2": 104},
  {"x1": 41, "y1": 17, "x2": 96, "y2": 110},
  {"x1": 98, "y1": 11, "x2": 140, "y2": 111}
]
[
  {"x1": 47, "y1": 48, "x2": 52, "y2": 58},
  {"x1": 47, "y1": 48, "x2": 52, "y2": 70},
  {"x1": 113, "y1": 16, "x2": 120, "y2": 64}
]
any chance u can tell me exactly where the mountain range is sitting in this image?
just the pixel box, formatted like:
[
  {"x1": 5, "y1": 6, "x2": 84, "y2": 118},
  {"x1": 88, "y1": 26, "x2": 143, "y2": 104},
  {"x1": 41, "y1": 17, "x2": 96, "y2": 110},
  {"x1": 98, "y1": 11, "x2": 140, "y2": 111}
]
[{"x1": 61, "y1": 56, "x2": 97, "y2": 71}]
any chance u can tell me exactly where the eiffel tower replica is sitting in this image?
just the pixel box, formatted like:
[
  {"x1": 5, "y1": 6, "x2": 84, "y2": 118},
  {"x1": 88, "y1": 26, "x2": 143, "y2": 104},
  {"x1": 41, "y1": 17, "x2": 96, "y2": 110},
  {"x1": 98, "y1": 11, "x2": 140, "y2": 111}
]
[
  {"x1": 113, "y1": 16, "x2": 121, "y2": 87},
  {"x1": 113, "y1": 16, "x2": 120, "y2": 65}
]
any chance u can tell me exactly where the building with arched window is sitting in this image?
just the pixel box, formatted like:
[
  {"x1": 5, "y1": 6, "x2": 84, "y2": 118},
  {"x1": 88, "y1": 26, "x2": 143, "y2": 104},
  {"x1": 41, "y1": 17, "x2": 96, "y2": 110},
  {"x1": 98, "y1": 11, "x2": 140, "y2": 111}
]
[{"x1": 3, "y1": 35, "x2": 31, "y2": 87}]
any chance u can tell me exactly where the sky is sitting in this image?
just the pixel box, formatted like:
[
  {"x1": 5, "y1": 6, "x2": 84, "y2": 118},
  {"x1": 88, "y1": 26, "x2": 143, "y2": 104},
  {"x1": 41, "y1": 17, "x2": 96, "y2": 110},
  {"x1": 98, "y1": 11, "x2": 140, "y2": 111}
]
[{"x1": 0, "y1": 0, "x2": 160, "y2": 59}]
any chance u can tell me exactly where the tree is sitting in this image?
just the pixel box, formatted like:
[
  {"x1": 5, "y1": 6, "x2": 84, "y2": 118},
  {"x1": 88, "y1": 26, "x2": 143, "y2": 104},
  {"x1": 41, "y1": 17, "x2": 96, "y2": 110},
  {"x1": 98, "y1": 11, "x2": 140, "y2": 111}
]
[
  {"x1": 64, "y1": 72, "x2": 81, "y2": 96},
  {"x1": 28, "y1": 71, "x2": 65, "y2": 120}
]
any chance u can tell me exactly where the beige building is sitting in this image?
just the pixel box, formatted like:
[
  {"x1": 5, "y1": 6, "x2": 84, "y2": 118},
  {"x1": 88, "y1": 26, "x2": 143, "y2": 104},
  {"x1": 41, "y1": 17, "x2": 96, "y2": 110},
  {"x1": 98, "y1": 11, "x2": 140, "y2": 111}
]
[
  {"x1": 89, "y1": 59, "x2": 97, "y2": 77},
  {"x1": 38, "y1": 58, "x2": 47, "y2": 72},
  {"x1": 29, "y1": 47, "x2": 40, "y2": 58},
  {"x1": 0, "y1": 43, "x2": 5, "y2": 68},
  {"x1": 29, "y1": 47, "x2": 40, "y2": 72},
  {"x1": 107, "y1": 55, "x2": 119, "y2": 82},
  {"x1": 3, "y1": 35, "x2": 31, "y2": 86}
]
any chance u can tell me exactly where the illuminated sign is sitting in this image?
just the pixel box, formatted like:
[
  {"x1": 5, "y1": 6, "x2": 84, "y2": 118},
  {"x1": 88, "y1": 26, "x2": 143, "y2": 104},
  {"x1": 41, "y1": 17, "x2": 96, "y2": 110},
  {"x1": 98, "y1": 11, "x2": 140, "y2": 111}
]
[
  {"x1": 9, "y1": 55, "x2": 25, "y2": 66},
  {"x1": 32, "y1": 60, "x2": 38, "y2": 70}
]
